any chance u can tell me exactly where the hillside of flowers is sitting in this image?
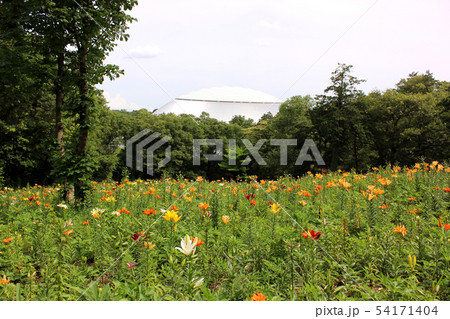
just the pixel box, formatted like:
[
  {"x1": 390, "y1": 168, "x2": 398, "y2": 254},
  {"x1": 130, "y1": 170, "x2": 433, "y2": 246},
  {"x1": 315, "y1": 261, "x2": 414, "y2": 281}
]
[{"x1": 0, "y1": 162, "x2": 449, "y2": 301}]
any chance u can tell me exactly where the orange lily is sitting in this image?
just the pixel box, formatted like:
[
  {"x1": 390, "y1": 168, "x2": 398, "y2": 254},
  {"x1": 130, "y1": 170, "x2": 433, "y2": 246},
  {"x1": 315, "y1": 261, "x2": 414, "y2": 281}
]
[
  {"x1": 251, "y1": 292, "x2": 267, "y2": 301},
  {"x1": 191, "y1": 237, "x2": 205, "y2": 246},
  {"x1": 0, "y1": 275, "x2": 10, "y2": 284},
  {"x1": 393, "y1": 225, "x2": 407, "y2": 236},
  {"x1": 341, "y1": 181, "x2": 351, "y2": 188},
  {"x1": 143, "y1": 209, "x2": 157, "y2": 216},
  {"x1": 143, "y1": 241, "x2": 156, "y2": 249},
  {"x1": 63, "y1": 229, "x2": 73, "y2": 236},
  {"x1": 118, "y1": 208, "x2": 132, "y2": 214},
  {"x1": 222, "y1": 216, "x2": 231, "y2": 224},
  {"x1": 198, "y1": 203, "x2": 210, "y2": 210}
]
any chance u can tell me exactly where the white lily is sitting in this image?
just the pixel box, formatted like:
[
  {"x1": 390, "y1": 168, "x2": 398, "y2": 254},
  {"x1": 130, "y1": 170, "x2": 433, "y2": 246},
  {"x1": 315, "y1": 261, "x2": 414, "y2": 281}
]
[
  {"x1": 193, "y1": 277, "x2": 204, "y2": 288},
  {"x1": 63, "y1": 219, "x2": 73, "y2": 228},
  {"x1": 90, "y1": 208, "x2": 106, "y2": 219},
  {"x1": 175, "y1": 234, "x2": 198, "y2": 256}
]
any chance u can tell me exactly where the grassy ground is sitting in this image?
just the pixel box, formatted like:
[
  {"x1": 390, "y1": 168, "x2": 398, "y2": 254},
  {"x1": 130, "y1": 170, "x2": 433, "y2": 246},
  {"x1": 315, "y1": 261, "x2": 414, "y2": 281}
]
[{"x1": 0, "y1": 162, "x2": 449, "y2": 300}]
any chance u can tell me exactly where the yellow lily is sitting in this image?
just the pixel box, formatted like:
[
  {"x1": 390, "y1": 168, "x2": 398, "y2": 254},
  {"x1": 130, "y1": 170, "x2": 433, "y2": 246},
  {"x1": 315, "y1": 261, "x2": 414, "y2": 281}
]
[
  {"x1": 270, "y1": 202, "x2": 281, "y2": 214},
  {"x1": 163, "y1": 210, "x2": 181, "y2": 222}
]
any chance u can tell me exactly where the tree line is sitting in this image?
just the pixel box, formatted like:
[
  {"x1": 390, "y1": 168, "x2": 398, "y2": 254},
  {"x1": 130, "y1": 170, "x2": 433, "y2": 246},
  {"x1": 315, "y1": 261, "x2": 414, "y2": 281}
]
[
  {"x1": 1, "y1": 2, "x2": 449, "y2": 198},
  {"x1": 0, "y1": 0, "x2": 137, "y2": 200}
]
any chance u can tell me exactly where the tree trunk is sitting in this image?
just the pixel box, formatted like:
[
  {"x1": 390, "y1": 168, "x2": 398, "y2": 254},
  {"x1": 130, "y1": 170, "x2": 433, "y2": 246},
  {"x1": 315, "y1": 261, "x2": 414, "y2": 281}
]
[
  {"x1": 55, "y1": 52, "x2": 75, "y2": 202},
  {"x1": 75, "y1": 44, "x2": 89, "y2": 202},
  {"x1": 55, "y1": 53, "x2": 64, "y2": 151}
]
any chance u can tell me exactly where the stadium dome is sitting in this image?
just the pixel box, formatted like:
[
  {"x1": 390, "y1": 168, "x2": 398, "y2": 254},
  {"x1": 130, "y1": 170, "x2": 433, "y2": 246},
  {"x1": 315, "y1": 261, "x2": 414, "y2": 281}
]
[{"x1": 154, "y1": 87, "x2": 283, "y2": 122}]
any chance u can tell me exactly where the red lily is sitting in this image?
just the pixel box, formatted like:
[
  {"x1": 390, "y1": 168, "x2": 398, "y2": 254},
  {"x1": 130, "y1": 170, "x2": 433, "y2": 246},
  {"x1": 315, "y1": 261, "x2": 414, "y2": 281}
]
[
  {"x1": 301, "y1": 229, "x2": 322, "y2": 240},
  {"x1": 309, "y1": 229, "x2": 322, "y2": 240},
  {"x1": 131, "y1": 232, "x2": 146, "y2": 242}
]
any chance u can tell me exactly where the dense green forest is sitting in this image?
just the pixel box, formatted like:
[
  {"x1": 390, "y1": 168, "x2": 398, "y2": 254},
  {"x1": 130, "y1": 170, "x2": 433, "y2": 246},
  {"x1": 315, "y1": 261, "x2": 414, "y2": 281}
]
[{"x1": 1, "y1": 1, "x2": 449, "y2": 190}]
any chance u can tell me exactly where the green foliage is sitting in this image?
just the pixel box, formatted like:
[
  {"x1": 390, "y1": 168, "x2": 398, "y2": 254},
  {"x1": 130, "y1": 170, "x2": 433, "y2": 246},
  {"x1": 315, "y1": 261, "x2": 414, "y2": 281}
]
[
  {"x1": 311, "y1": 63, "x2": 367, "y2": 171},
  {"x1": 397, "y1": 71, "x2": 439, "y2": 95},
  {"x1": 1, "y1": 11, "x2": 449, "y2": 186},
  {"x1": 0, "y1": 0, "x2": 138, "y2": 200},
  {"x1": 229, "y1": 115, "x2": 255, "y2": 128},
  {"x1": 0, "y1": 164, "x2": 449, "y2": 300},
  {"x1": 364, "y1": 83, "x2": 449, "y2": 166},
  {"x1": 218, "y1": 144, "x2": 250, "y2": 178}
]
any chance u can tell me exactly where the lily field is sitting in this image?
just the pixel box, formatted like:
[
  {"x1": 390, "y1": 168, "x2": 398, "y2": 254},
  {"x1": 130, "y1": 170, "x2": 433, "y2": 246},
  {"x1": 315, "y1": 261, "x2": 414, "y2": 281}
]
[{"x1": 0, "y1": 162, "x2": 449, "y2": 301}]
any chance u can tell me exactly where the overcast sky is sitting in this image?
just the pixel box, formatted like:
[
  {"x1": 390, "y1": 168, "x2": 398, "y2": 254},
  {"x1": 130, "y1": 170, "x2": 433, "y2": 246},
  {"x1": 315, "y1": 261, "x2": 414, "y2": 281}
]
[{"x1": 98, "y1": 0, "x2": 450, "y2": 112}]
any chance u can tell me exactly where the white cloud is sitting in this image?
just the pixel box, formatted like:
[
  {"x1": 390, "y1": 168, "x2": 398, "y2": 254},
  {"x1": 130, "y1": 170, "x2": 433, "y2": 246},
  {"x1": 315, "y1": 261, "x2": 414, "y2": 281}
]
[
  {"x1": 254, "y1": 38, "x2": 274, "y2": 47},
  {"x1": 126, "y1": 45, "x2": 161, "y2": 59},
  {"x1": 259, "y1": 19, "x2": 282, "y2": 30},
  {"x1": 98, "y1": 0, "x2": 450, "y2": 110},
  {"x1": 103, "y1": 91, "x2": 145, "y2": 111}
]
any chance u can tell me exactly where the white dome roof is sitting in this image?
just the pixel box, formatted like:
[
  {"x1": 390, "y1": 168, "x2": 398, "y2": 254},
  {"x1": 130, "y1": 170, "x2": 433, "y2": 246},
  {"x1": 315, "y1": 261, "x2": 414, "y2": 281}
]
[
  {"x1": 177, "y1": 86, "x2": 282, "y2": 103},
  {"x1": 155, "y1": 87, "x2": 282, "y2": 122}
]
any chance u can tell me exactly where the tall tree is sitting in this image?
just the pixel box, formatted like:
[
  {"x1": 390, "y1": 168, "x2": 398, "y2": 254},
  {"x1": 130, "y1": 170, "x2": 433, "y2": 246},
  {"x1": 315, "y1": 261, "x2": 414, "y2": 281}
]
[
  {"x1": 396, "y1": 70, "x2": 439, "y2": 95},
  {"x1": 22, "y1": 0, "x2": 137, "y2": 200},
  {"x1": 229, "y1": 115, "x2": 255, "y2": 128},
  {"x1": 262, "y1": 95, "x2": 315, "y2": 176},
  {"x1": 311, "y1": 63, "x2": 366, "y2": 170},
  {"x1": 0, "y1": 0, "x2": 55, "y2": 186},
  {"x1": 66, "y1": 0, "x2": 137, "y2": 200},
  {"x1": 364, "y1": 78, "x2": 449, "y2": 166}
]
